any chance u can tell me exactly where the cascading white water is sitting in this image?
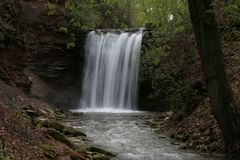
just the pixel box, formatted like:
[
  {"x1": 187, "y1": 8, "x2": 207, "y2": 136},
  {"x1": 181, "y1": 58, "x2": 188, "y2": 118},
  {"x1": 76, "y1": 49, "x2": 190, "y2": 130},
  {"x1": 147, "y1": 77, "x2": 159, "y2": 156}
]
[{"x1": 79, "y1": 30, "x2": 143, "y2": 110}]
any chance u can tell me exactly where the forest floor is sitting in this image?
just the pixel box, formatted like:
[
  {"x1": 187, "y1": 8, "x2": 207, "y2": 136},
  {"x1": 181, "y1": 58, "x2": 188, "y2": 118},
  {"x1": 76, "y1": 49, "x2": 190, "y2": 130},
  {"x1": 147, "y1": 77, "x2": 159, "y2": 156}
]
[{"x1": 147, "y1": 105, "x2": 225, "y2": 154}]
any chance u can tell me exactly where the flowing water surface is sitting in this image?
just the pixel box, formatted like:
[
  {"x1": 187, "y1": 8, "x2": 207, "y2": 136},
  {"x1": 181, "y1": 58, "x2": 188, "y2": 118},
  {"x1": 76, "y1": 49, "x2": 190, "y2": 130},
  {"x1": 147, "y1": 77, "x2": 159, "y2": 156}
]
[{"x1": 65, "y1": 111, "x2": 223, "y2": 160}]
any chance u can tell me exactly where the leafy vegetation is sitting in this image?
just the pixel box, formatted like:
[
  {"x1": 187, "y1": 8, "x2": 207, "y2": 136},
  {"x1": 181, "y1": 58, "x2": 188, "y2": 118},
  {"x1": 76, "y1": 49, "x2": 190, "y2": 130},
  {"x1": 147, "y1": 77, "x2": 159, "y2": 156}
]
[
  {"x1": 139, "y1": 27, "x2": 201, "y2": 116},
  {"x1": 0, "y1": 0, "x2": 22, "y2": 49},
  {"x1": 136, "y1": 0, "x2": 200, "y2": 117},
  {"x1": 57, "y1": 0, "x2": 188, "y2": 30},
  {"x1": 46, "y1": 2, "x2": 56, "y2": 16},
  {"x1": 223, "y1": 0, "x2": 240, "y2": 24}
]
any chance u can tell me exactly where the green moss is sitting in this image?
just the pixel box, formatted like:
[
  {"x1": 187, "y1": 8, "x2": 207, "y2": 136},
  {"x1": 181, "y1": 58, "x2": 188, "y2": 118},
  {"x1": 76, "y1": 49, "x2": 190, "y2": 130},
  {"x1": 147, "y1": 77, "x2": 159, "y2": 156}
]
[
  {"x1": 88, "y1": 146, "x2": 114, "y2": 156},
  {"x1": 39, "y1": 143, "x2": 54, "y2": 152},
  {"x1": 47, "y1": 128, "x2": 73, "y2": 148},
  {"x1": 42, "y1": 119, "x2": 86, "y2": 137},
  {"x1": 63, "y1": 127, "x2": 86, "y2": 137},
  {"x1": 42, "y1": 120, "x2": 63, "y2": 131},
  {"x1": 39, "y1": 143, "x2": 57, "y2": 159}
]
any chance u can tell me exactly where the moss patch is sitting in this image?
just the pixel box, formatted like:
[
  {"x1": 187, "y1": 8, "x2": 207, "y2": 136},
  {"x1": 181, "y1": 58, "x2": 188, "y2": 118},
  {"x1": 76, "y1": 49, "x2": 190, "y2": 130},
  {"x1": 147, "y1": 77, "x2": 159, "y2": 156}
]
[
  {"x1": 39, "y1": 143, "x2": 57, "y2": 159},
  {"x1": 41, "y1": 119, "x2": 86, "y2": 137},
  {"x1": 47, "y1": 128, "x2": 73, "y2": 148}
]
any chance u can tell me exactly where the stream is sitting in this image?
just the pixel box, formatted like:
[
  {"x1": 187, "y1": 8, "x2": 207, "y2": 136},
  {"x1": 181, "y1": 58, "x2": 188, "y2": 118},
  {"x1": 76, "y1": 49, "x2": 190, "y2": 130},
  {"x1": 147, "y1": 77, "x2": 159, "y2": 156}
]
[{"x1": 64, "y1": 111, "x2": 223, "y2": 160}]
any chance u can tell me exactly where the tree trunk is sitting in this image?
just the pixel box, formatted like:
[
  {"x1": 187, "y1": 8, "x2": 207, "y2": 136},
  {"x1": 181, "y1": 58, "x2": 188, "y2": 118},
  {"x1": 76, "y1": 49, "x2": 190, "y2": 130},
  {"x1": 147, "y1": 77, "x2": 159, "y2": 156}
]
[{"x1": 187, "y1": 0, "x2": 240, "y2": 158}]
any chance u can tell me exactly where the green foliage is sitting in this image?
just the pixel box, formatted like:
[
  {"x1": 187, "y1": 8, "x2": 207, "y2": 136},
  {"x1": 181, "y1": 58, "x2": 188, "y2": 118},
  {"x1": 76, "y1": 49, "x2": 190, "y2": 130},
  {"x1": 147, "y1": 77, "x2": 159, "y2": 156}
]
[
  {"x1": 52, "y1": 0, "x2": 189, "y2": 50},
  {"x1": 139, "y1": 27, "x2": 200, "y2": 114},
  {"x1": 64, "y1": 0, "x2": 99, "y2": 30},
  {"x1": 67, "y1": 42, "x2": 76, "y2": 49},
  {"x1": 224, "y1": 0, "x2": 240, "y2": 23},
  {"x1": 59, "y1": 26, "x2": 68, "y2": 33},
  {"x1": 130, "y1": 0, "x2": 189, "y2": 29},
  {"x1": 96, "y1": 0, "x2": 132, "y2": 28},
  {"x1": 46, "y1": 2, "x2": 56, "y2": 16}
]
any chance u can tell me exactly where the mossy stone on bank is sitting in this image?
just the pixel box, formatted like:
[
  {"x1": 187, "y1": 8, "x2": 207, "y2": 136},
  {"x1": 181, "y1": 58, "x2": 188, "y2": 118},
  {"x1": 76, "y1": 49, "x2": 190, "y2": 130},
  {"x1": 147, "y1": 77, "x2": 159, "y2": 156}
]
[
  {"x1": 39, "y1": 143, "x2": 57, "y2": 160},
  {"x1": 41, "y1": 119, "x2": 86, "y2": 137},
  {"x1": 76, "y1": 145, "x2": 115, "y2": 159},
  {"x1": 47, "y1": 128, "x2": 73, "y2": 148}
]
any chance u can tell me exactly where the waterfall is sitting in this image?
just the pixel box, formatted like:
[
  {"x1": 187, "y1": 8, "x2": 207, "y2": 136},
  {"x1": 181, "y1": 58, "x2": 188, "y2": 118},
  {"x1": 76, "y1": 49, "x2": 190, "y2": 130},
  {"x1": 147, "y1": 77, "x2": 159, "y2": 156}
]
[{"x1": 79, "y1": 30, "x2": 143, "y2": 110}]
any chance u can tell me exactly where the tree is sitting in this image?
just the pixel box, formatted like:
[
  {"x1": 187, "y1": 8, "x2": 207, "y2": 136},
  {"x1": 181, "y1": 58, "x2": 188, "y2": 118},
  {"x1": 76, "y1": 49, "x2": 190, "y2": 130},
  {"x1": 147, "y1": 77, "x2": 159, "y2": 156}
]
[{"x1": 188, "y1": 0, "x2": 240, "y2": 158}]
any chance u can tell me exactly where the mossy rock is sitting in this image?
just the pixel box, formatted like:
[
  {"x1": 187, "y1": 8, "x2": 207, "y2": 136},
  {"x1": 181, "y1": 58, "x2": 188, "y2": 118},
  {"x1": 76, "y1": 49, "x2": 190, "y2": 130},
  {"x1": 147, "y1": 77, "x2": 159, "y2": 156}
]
[
  {"x1": 88, "y1": 146, "x2": 115, "y2": 156},
  {"x1": 47, "y1": 128, "x2": 73, "y2": 148},
  {"x1": 25, "y1": 110, "x2": 39, "y2": 118},
  {"x1": 41, "y1": 120, "x2": 86, "y2": 137},
  {"x1": 40, "y1": 119, "x2": 63, "y2": 131},
  {"x1": 39, "y1": 143, "x2": 57, "y2": 159},
  {"x1": 63, "y1": 126, "x2": 86, "y2": 137},
  {"x1": 77, "y1": 146, "x2": 115, "y2": 157}
]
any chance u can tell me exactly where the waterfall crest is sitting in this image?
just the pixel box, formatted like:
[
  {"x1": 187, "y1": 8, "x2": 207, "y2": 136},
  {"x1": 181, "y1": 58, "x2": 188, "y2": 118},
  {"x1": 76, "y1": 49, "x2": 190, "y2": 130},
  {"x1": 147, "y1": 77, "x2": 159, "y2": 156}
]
[{"x1": 80, "y1": 30, "x2": 143, "y2": 110}]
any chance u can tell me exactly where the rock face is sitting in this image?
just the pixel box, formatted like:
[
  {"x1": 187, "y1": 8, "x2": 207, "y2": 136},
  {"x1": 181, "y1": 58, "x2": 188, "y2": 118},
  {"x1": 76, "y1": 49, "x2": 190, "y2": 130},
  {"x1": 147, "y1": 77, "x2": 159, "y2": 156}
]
[
  {"x1": 21, "y1": 0, "x2": 86, "y2": 108},
  {"x1": 0, "y1": 0, "x2": 87, "y2": 108},
  {"x1": 0, "y1": 0, "x2": 31, "y2": 93},
  {"x1": 0, "y1": 49, "x2": 31, "y2": 93}
]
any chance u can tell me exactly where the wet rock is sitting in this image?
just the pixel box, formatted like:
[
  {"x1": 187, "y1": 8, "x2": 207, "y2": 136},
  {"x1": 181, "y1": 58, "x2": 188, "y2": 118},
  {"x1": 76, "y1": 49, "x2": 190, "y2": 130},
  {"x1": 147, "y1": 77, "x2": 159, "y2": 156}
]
[
  {"x1": 39, "y1": 143, "x2": 57, "y2": 159},
  {"x1": 40, "y1": 119, "x2": 86, "y2": 137},
  {"x1": 47, "y1": 128, "x2": 73, "y2": 148},
  {"x1": 71, "y1": 112, "x2": 84, "y2": 116},
  {"x1": 158, "y1": 135, "x2": 167, "y2": 139},
  {"x1": 76, "y1": 146, "x2": 116, "y2": 160},
  {"x1": 21, "y1": 0, "x2": 86, "y2": 109},
  {"x1": 170, "y1": 141, "x2": 181, "y2": 145},
  {"x1": 85, "y1": 146, "x2": 115, "y2": 157},
  {"x1": 69, "y1": 151, "x2": 91, "y2": 160},
  {"x1": 25, "y1": 109, "x2": 39, "y2": 118}
]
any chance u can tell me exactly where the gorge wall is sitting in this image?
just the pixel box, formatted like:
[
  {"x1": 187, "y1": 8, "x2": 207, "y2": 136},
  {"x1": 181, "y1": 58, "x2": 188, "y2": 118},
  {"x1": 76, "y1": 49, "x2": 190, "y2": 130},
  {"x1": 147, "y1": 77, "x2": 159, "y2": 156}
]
[
  {"x1": 0, "y1": 0, "x2": 31, "y2": 92},
  {"x1": 24, "y1": 0, "x2": 89, "y2": 108},
  {"x1": 0, "y1": 0, "x2": 87, "y2": 109}
]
